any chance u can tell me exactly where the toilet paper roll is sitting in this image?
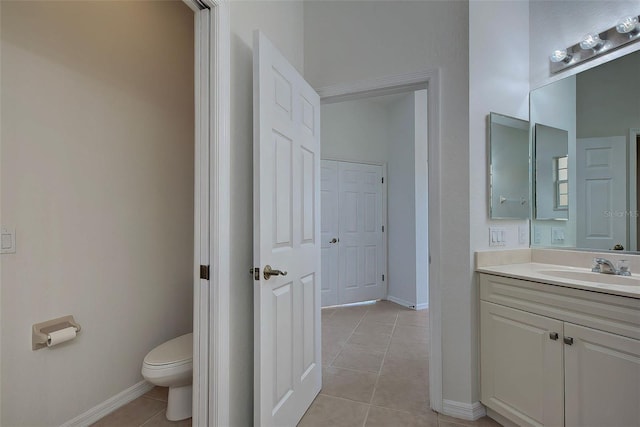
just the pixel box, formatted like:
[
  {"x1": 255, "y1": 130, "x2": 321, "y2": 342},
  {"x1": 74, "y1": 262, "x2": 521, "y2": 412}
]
[{"x1": 47, "y1": 327, "x2": 77, "y2": 347}]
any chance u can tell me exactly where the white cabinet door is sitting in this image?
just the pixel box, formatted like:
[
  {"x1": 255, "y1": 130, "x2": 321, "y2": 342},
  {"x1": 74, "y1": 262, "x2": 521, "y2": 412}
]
[
  {"x1": 321, "y1": 160, "x2": 339, "y2": 307},
  {"x1": 481, "y1": 302, "x2": 564, "y2": 427},
  {"x1": 253, "y1": 30, "x2": 321, "y2": 426},
  {"x1": 564, "y1": 323, "x2": 640, "y2": 427}
]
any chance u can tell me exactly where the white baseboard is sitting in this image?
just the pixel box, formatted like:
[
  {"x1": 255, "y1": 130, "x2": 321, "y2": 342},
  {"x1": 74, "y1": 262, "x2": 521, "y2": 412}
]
[
  {"x1": 415, "y1": 302, "x2": 429, "y2": 310},
  {"x1": 386, "y1": 295, "x2": 416, "y2": 309},
  {"x1": 61, "y1": 380, "x2": 154, "y2": 427},
  {"x1": 486, "y1": 408, "x2": 519, "y2": 427},
  {"x1": 442, "y1": 399, "x2": 486, "y2": 421}
]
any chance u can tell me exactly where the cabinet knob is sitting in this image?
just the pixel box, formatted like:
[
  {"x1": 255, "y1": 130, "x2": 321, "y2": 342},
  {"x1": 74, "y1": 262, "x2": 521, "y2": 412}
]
[
  {"x1": 563, "y1": 336, "x2": 574, "y2": 345},
  {"x1": 549, "y1": 332, "x2": 559, "y2": 340}
]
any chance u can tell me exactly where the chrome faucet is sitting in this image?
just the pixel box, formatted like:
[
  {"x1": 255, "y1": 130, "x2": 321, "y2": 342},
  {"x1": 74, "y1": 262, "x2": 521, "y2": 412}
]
[{"x1": 592, "y1": 258, "x2": 631, "y2": 276}]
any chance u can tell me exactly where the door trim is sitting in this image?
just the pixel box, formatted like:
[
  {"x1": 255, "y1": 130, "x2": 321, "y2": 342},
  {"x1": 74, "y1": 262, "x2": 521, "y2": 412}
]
[
  {"x1": 629, "y1": 128, "x2": 640, "y2": 251},
  {"x1": 321, "y1": 158, "x2": 388, "y2": 304},
  {"x1": 186, "y1": 0, "x2": 231, "y2": 425},
  {"x1": 316, "y1": 69, "x2": 443, "y2": 412}
]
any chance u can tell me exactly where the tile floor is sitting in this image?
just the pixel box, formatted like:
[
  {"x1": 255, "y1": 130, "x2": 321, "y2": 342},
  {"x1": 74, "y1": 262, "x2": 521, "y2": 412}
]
[
  {"x1": 93, "y1": 300, "x2": 500, "y2": 427},
  {"x1": 91, "y1": 386, "x2": 191, "y2": 427},
  {"x1": 299, "y1": 300, "x2": 501, "y2": 427}
]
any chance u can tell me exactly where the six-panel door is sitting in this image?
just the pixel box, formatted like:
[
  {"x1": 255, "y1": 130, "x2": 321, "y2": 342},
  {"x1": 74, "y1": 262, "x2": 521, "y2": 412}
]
[{"x1": 253, "y1": 30, "x2": 321, "y2": 427}]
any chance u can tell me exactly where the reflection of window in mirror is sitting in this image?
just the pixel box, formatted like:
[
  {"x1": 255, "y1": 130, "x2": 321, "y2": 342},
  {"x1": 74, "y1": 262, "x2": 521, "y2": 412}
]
[{"x1": 555, "y1": 155, "x2": 568, "y2": 210}]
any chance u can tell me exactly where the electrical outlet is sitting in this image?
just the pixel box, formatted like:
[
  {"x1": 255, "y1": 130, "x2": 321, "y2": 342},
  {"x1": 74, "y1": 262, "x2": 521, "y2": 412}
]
[
  {"x1": 551, "y1": 227, "x2": 565, "y2": 244},
  {"x1": 518, "y1": 225, "x2": 528, "y2": 245},
  {"x1": 533, "y1": 227, "x2": 542, "y2": 244}
]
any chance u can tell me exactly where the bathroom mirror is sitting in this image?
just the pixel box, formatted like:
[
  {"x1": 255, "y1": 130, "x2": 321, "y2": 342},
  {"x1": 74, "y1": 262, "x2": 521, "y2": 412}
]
[
  {"x1": 534, "y1": 123, "x2": 569, "y2": 221},
  {"x1": 530, "y1": 49, "x2": 640, "y2": 251},
  {"x1": 489, "y1": 113, "x2": 530, "y2": 219}
]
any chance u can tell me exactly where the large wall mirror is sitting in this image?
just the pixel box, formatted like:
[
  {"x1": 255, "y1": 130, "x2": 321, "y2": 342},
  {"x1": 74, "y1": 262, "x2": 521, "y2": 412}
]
[
  {"x1": 489, "y1": 113, "x2": 530, "y2": 219},
  {"x1": 531, "y1": 49, "x2": 640, "y2": 251}
]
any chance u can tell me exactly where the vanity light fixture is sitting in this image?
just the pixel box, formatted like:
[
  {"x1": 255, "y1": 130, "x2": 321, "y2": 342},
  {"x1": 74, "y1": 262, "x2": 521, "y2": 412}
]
[
  {"x1": 549, "y1": 48, "x2": 571, "y2": 63},
  {"x1": 579, "y1": 32, "x2": 604, "y2": 50},
  {"x1": 616, "y1": 15, "x2": 639, "y2": 34},
  {"x1": 550, "y1": 14, "x2": 640, "y2": 73}
]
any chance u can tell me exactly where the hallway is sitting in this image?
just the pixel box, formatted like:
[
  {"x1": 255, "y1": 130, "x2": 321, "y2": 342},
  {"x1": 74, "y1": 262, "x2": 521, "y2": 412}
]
[{"x1": 299, "y1": 300, "x2": 500, "y2": 427}]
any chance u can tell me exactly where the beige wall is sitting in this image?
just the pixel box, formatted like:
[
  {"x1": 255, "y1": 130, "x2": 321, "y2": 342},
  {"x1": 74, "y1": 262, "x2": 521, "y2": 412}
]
[
  {"x1": 229, "y1": 1, "x2": 304, "y2": 424},
  {"x1": 0, "y1": 2, "x2": 194, "y2": 425}
]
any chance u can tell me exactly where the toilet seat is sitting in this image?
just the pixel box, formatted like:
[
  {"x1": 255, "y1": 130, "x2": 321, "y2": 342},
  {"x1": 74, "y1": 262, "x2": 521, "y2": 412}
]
[{"x1": 143, "y1": 333, "x2": 192, "y2": 366}]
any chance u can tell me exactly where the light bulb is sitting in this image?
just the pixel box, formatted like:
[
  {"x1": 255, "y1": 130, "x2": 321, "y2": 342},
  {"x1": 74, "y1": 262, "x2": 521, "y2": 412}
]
[
  {"x1": 549, "y1": 49, "x2": 570, "y2": 63},
  {"x1": 616, "y1": 16, "x2": 639, "y2": 34},
  {"x1": 580, "y1": 32, "x2": 603, "y2": 50}
]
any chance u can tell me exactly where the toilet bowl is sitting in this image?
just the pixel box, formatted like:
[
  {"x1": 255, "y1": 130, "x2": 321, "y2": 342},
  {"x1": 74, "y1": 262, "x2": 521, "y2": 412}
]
[{"x1": 142, "y1": 332, "x2": 193, "y2": 421}]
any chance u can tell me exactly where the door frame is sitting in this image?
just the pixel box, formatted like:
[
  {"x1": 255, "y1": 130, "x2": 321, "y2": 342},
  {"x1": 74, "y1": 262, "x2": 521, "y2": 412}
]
[
  {"x1": 183, "y1": 0, "x2": 231, "y2": 425},
  {"x1": 317, "y1": 69, "x2": 443, "y2": 412},
  {"x1": 321, "y1": 158, "x2": 388, "y2": 305},
  {"x1": 629, "y1": 128, "x2": 640, "y2": 251}
]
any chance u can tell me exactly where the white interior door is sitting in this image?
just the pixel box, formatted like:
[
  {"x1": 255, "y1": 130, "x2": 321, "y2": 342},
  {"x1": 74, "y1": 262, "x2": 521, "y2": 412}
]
[
  {"x1": 321, "y1": 160, "x2": 339, "y2": 307},
  {"x1": 321, "y1": 160, "x2": 385, "y2": 307},
  {"x1": 253, "y1": 30, "x2": 321, "y2": 427},
  {"x1": 337, "y1": 162, "x2": 385, "y2": 305},
  {"x1": 576, "y1": 136, "x2": 627, "y2": 250}
]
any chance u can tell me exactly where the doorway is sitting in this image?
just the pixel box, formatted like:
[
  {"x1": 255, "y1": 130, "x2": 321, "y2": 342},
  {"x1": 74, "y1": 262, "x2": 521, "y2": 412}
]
[
  {"x1": 320, "y1": 91, "x2": 429, "y2": 311},
  {"x1": 316, "y1": 70, "x2": 443, "y2": 412}
]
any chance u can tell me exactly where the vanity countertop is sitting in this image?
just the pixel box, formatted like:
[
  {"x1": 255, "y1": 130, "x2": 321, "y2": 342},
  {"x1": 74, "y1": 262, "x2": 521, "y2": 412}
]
[{"x1": 477, "y1": 262, "x2": 640, "y2": 299}]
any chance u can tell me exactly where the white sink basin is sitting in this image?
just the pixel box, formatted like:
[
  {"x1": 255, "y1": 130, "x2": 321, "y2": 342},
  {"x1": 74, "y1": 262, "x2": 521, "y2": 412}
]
[{"x1": 540, "y1": 269, "x2": 640, "y2": 286}]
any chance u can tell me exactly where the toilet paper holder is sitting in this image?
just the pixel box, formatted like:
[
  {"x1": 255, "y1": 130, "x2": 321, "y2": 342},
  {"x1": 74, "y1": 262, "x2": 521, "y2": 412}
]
[{"x1": 32, "y1": 315, "x2": 82, "y2": 350}]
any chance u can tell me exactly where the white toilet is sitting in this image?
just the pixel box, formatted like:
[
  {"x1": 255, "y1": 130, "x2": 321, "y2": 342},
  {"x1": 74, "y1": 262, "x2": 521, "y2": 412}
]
[{"x1": 141, "y1": 332, "x2": 193, "y2": 421}]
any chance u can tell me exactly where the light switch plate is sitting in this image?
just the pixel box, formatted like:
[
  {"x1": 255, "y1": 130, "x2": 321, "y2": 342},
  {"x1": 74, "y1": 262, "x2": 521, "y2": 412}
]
[
  {"x1": 0, "y1": 227, "x2": 16, "y2": 254},
  {"x1": 489, "y1": 227, "x2": 506, "y2": 247}
]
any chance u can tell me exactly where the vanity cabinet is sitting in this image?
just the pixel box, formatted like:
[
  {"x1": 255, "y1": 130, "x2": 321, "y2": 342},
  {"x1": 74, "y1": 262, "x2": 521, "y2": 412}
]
[{"x1": 479, "y1": 273, "x2": 640, "y2": 427}]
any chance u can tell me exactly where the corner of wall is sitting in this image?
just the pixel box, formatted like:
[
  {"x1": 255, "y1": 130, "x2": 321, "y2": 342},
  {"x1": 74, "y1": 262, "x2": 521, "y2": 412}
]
[
  {"x1": 468, "y1": 0, "x2": 530, "y2": 407},
  {"x1": 414, "y1": 90, "x2": 429, "y2": 307},
  {"x1": 0, "y1": 0, "x2": 4, "y2": 421}
]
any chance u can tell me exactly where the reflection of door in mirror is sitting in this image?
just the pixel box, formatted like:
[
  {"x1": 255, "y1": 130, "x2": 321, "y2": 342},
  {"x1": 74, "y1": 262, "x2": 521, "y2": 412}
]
[{"x1": 576, "y1": 136, "x2": 627, "y2": 250}]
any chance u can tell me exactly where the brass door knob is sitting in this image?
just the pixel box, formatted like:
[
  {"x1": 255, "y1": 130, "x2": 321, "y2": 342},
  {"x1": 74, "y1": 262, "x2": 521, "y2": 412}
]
[{"x1": 263, "y1": 265, "x2": 288, "y2": 280}]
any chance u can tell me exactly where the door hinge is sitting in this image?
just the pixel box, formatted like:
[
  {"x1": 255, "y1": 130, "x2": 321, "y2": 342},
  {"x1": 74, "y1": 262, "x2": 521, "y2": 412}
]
[
  {"x1": 250, "y1": 267, "x2": 260, "y2": 281},
  {"x1": 382, "y1": 225, "x2": 385, "y2": 232},
  {"x1": 381, "y1": 177, "x2": 384, "y2": 184},
  {"x1": 382, "y1": 274, "x2": 385, "y2": 281},
  {"x1": 200, "y1": 265, "x2": 210, "y2": 280}
]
